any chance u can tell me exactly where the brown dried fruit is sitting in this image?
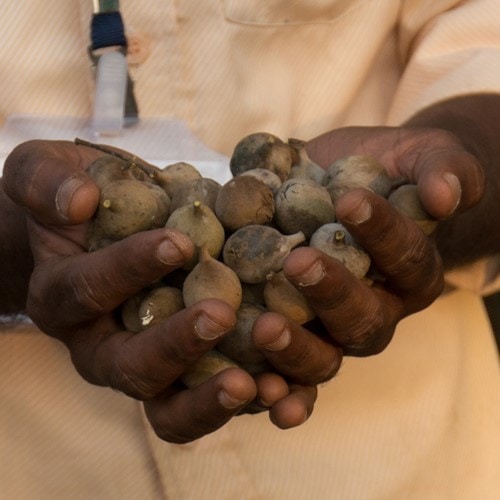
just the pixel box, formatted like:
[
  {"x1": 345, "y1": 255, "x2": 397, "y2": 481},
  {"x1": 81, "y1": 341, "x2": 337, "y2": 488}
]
[
  {"x1": 240, "y1": 168, "x2": 283, "y2": 194},
  {"x1": 183, "y1": 245, "x2": 243, "y2": 310},
  {"x1": 223, "y1": 225, "x2": 306, "y2": 283},
  {"x1": 88, "y1": 179, "x2": 168, "y2": 249},
  {"x1": 156, "y1": 161, "x2": 202, "y2": 198},
  {"x1": 230, "y1": 132, "x2": 293, "y2": 181},
  {"x1": 165, "y1": 201, "x2": 225, "y2": 270},
  {"x1": 169, "y1": 177, "x2": 221, "y2": 213},
  {"x1": 323, "y1": 155, "x2": 397, "y2": 201},
  {"x1": 181, "y1": 349, "x2": 240, "y2": 388},
  {"x1": 215, "y1": 176, "x2": 275, "y2": 231},
  {"x1": 121, "y1": 289, "x2": 150, "y2": 333},
  {"x1": 274, "y1": 178, "x2": 335, "y2": 239},
  {"x1": 264, "y1": 271, "x2": 316, "y2": 325},
  {"x1": 288, "y1": 138, "x2": 325, "y2": 184},
  {"x1": 309, "y1": 222, "x2": 371, "y2": 279},
  {"x1": 217, "y1": 303, "x2": 268, "y2": 366},
  {"x1": 138, "y1": 286, "x2": 184, "y2": 328},
  {"x1": 388, "y1": 184, "x2": 438, "y2": 235}
]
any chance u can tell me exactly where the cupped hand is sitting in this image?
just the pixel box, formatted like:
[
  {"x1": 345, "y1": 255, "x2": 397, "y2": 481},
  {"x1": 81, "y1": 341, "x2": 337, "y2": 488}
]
[
  {"x1": 285, "y1": 126, "x2": 486, "y2": 356},
  {"x1": 251, "y1": 311, "x2": 341, "y2": 428},
  {"x1": 2, "y1": 139, "x2": 335, "y2": 440}
]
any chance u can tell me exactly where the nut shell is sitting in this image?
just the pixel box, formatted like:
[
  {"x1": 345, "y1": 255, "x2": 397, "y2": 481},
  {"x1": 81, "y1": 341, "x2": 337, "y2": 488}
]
[
  {"x1": 230, "y1": 132, "x2": 293, "y2": 181},
  {"x1": 323, "y1": 155, "x2": 395, "y2": 200},
  {"x1": 223, "y1": 225, "x2": 305, "y2": 283},
  {"x1": 215, "y1": 176, "x2": 275, "y2": 231},
  {"x1": 274, "y1": 178, "x2": 335, "y2": 239}
]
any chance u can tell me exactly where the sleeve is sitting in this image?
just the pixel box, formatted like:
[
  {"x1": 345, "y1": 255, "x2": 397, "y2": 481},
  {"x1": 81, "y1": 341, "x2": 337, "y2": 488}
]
[
  {"x1": 388, "y1": 0, "x2": 500, "y2": 295},
  {"x1": 388, "y1": 0, "x2": 500, "y2": 125}
]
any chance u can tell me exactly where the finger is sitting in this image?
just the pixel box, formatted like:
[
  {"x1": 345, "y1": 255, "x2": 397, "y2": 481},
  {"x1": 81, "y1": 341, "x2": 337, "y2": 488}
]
[
  {"x1": 252, "y1": 312, "x2": 343, "y2": 385},
  {"x1": 3, "y1": 140, "x2": 101, "y2": 224},
  {"x1": 69, "y1": 299, "x2": 238, "y2": 400},
  {"x1": 390, "y1": 129, "x2": 484, "y2": 217},
  {"x1": 306, "y1": 127, "x2": 485, "y2": 219},
  {"x1": 238, "y1": 372, "x2": 290, "y2": 415},
  {"x1": 403, "y1": 148, "x2": 485, "y2": 218},
  {"x1": 143, "y1": 367, "x2": 256, "y2": 444},
  {"x1": 28, "y1": 228, "x2": 194, "y2": 330},
  {"x1": 253, "y1": 372, "x2": 290, "y2": 406},
  {"x1": 335, "y1": 188, "x2": 444, "y2": 310},
  {"x1": 283, "y1": 246, "x2": 399, "y2": 354},
  {"x1": 268, "y1": 384, "x2": 318, "y2": 429}
]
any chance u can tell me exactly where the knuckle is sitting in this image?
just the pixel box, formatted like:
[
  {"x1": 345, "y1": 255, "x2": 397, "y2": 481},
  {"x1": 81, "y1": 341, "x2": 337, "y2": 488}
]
[
  {"x1": 283, "y1": 335, "x2": 342, "y2": 385},
  {"x1": 110, "y1": 354, "x2": 158, "y2": 400},
  {"x1": 383, "y1": 231, "x2": 442, "y2": 287},
  {"x1": 68, "y1": 271, "x2": 110, "y2": 316},
  {"x1": 344, "y1": 332, "x2": 394, "y2": 356},
  {"x1": 387, "y1": 234, "x2": 428, "y2": 271},
  {"x1": 4, "y1": 140, "x2": 35, "y2": 170},
  {"x1": 306, "y1": 355, "x2": 342, "y2": 385},
  {"x1": 113, "y1": 370, "x2": 156, "y2": 400},
  {"x1": 310, "y1": 278, "x2": 353, "y2": 311},
  {"x1": 149, "y1": 408, "x2": 221, "y2": 445},
  {"x1": 3, "y1": 140, "x2": 45, "y2": 200},
  {"x1": 397, "y1": 245, "x2": 444, "y2": 312},
  {"x1": 151, "y1": 421, "x2": 197, "y2": 444},
  {"x1": 26, "y1": 273, "x2": 63, "y2": 335},
  {"x1": 318, "y1": 352, "x2": 343, "y2": 382},
  {"x1": 339, "y1": 305, "x2": 387, "y2": 353},
  {"x1": 157, "y1": 329, "x2": 204, "y2": 369},
  {"x1": 283, "y1": 342, "x2": 317, "y2": 384}
]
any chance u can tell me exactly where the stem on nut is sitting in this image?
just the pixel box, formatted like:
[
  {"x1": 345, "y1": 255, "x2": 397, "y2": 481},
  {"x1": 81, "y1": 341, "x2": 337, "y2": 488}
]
[{"x1": 74, "y1": 137, "x2": 161, "y2": 180}]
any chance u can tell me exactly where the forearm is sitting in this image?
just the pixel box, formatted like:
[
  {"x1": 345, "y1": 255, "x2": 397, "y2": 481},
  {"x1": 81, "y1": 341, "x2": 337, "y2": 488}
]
[
  {"x1": 403, "y1": 93, "x2": 500, "y2": 270},
  {"x1": 0, "y1": 178, "x2": 33, "y2": 314}
]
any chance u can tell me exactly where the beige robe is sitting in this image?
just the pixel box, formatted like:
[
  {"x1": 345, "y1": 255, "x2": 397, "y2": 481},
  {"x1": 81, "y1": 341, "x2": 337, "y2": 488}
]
[{"x1": 1, "y1": 1, "x2": 499, "y2": 498}]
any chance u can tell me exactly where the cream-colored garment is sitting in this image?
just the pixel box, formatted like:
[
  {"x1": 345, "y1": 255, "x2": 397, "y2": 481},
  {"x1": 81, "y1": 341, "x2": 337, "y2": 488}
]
[
  {"x1": 2, "y1": 1, "x2": 500, "y2": 150},
  {"x1": 2, "y1": 0, "x2": 499, "y2": 291},
  {"x1": 1, "y1": 1, "x2": 500, "y2": 499},
  {"x1": 1, "y1": 291, "x2": 499, "y2": 499}
]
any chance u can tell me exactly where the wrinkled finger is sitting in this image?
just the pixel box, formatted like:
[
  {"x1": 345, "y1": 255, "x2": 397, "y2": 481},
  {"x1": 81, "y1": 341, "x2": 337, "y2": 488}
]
[
  {"x1": 398, "y1": 145, "x2": 485, "y2": 218},
  {"x1": 335, "y1": 188, "x2": 444, "y2": 311},
  {"x1": 268, "y1": 384, "x2": 318, "y2": 429},
  {"x1": 143, "y1": 367, "x2": 256, "y2": 444},
  {"x1": 240, "y1": 372, "x2": 291, "y2": 415},
  {"x1": 283, "y1": 246, "x2": 399, "y2": 354},
  {"x1": 253, "y1": 372, "x2": 290, "y2": 408},
  {"x1": 68, "y1": 299, "x2": 238, "y2": 400},
  {"x1": 3, "y1": 140, "x2": 102, "y2": 224},
  {"x1": 252, "y1": 312, "x2": 343, "y2": 385},
  {"x1": 306, "y1": 126, "x2": 485, "y2": 219},
  {"x1": 28, "y1": 228, "x2": 194, "y2": 331}
]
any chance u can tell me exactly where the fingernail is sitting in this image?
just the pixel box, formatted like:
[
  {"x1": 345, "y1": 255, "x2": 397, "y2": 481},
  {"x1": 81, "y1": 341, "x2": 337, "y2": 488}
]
[
  {"x1": 218, "y1": 389, "x2": 248, "y2": 409},
  {"x1": 256, "y1": 398, "x2": 272, "y2": 409},
  {"x1": 194, "y1": 313, "x2": 231, "y2": 341},
  {"x1": 262, "y1": 326, "x2": 291, "y2": 351},
  {"x1": 443, "y1": 173, "x2": 462, "y2": 214},
  {"x1": 343, "y1": 197, "x2": 372, "y2": 225},
  {"x1": 157, "y1": 236, "x2": 188, "y2": 265},
  {"x1": 299, "y1": 409, "x2": 310, "y2": 425},
  {"x1": 55, "y1": 176, "x2": 85, "y2": 220},
  {"x1": 296, "y1": 260, "x2": 325, "y2": 287}
]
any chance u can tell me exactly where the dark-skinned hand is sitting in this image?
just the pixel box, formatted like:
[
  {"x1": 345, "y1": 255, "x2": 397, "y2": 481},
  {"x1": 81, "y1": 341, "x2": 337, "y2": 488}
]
[
  {"x1": 266, "y1": 125, "x2": 484, "y2": 357},
  {"x1": 3, "y1": 139, "x2": 338, "y2": 443},
  {"x1": 3, "y1": 124, "x2": 485, "y2": 439}
]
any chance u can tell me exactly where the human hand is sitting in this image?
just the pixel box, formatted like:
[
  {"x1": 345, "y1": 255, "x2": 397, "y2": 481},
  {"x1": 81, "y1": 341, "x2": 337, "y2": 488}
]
[
  {"x1": 3, "y1": 139, "x2": 334, "y2": 441},
  {"x1": 274, "y1": 125, "x2": 485, "y2": 356}
]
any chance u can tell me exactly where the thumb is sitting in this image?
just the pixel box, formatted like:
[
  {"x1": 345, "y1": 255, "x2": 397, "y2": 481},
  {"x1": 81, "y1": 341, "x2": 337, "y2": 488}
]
[
  {"x1": 406, "y1": 148, "x2": 484, "y2": 219},
  {"x1": 3, "y1": 139, "x2": 101, "y2": 225}
]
